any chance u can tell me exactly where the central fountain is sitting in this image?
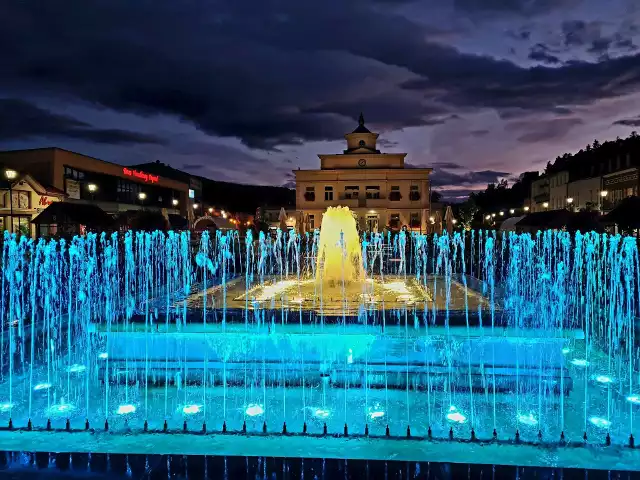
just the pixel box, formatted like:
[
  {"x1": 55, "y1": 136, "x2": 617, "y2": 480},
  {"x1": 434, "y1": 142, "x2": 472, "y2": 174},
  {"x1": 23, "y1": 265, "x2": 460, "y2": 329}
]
[{"x1": 0, "y1": 214, "x2": 639, "y2": 472}]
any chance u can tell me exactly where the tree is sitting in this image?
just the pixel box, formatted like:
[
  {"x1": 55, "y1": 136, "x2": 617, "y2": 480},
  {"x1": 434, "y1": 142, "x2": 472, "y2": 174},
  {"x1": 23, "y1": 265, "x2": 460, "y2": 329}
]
[
  {"x1": 458, "y1": 197, "x2": 478, "y2": 230},
  {"x1": 430, "y1": 190, "x2": 443, "y2": 203}
]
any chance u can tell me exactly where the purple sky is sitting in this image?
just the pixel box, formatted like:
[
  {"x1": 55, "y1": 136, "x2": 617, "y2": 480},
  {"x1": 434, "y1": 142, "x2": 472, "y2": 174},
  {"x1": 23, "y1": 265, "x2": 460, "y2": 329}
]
[{"x1": 1, "y1": 0, "x2": 640, "y2": 200}]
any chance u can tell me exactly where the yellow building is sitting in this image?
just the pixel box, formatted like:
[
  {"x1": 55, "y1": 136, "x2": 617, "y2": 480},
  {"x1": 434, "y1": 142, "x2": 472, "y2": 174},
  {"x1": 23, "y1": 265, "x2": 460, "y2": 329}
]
[{"x1": 295, "y1": 114, "x2": 432, "y2": 232}]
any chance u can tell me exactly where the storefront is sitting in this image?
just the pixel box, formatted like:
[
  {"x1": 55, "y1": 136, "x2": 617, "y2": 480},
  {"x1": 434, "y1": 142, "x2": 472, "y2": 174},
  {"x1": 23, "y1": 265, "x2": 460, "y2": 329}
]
[
  {"x1": 602, "y1": 168, "x2": 639, "y2": 211},
  {"x1": 0, "y1": 173, "x2": 65, "y2": 237},
  {"x1": 0, "y1": 148, "x2": 189, "y2": 219}
]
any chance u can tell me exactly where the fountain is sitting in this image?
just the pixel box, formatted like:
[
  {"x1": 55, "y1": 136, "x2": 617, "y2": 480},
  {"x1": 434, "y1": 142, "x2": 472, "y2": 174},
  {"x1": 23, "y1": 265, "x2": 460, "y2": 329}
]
[{"x1": 0, "y1": 220, "x2": 639, "y2": 471}]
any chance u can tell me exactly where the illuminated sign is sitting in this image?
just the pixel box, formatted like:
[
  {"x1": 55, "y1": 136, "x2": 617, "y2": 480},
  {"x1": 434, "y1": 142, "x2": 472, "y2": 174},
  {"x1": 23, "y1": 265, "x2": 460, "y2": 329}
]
[
  {"x1": 122, "y1": 167, "x2": 159, "y2": 184},
  {"x1": 189, "y1": 189, "x2": 195, "y2": 199},
  {"x1": 38, "y1": 196, "x2": 54, "y2": 206}
]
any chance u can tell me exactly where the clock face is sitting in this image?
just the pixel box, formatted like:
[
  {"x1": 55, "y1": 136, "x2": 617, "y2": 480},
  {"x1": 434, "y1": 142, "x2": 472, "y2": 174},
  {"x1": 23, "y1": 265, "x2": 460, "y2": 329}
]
[{"x1": 358, "y1": 158, "x2": 366, "y2": 167}]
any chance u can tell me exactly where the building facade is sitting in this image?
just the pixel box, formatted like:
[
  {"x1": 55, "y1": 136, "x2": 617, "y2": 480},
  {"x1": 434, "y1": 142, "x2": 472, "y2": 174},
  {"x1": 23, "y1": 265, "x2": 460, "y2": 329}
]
[
  {"x1": 295, "y1": 115, "x2": 432, "y2": 232},
  {"x1": 530, "y1": 176, "x2": 550, "y2": 213},
  {"x1": 602, "y1": 168, "x2": 639, "y2": 211},
  {"x1": 0, "y1": 173, "x2": 65, "y2": 237},
  {"x1": 566, "y1": 176, "x2": 603, "y2": 211},
  {"x1": 0, "y1": 148, "x2": 189, "y2": 219}
]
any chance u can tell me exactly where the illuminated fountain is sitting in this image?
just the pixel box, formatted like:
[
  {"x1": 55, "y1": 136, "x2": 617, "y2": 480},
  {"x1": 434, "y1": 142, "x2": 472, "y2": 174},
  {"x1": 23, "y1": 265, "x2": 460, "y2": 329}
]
[
  {"x1": 315, "y1": 206, "x2": 363, "y2": 284},
  {"x1": 0, "y1": 224, "x2": 639, "y2": 471}
]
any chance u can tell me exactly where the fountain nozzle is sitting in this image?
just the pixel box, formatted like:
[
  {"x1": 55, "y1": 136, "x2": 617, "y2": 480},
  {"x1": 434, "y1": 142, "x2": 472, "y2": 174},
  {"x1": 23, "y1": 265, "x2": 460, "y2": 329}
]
[
  {"x1": 65, "y1": 419, "x2": 70, "y2": 431},
  {"x1": 27, "y1": 419, "x2": 32, "y2": 431},
  {"x1": 386, "y1": 425, "x2": 390, "y2": 437},
  {"x1": 242, "y1": 421, "x2": 247, "y2": 433},
  {"x1": 560, "y1": 431, "x2": 565, "y2": 443},
  {"x1": 183, "y1": 420, "x2": 187, "y2": 432},
  {"x1": 282, "y1": 422, "x2": 287, "y2": 434},
  {"x1": 492, "y1": 428, "x2": 497, "y2": 439},
  {"x1": 449, "y1": 427, "x2": 453, "y2": 440},
  {"x1": 163, "y1": 420, "x2": 168, "y2": 432},
  {"x1": 143, "y1": 420, "x2": 148, "y2": 432},
  {"x1": 303, "y1": 422, "x2": 307, "y2": 434},
  {"x1": 323, "y1": 423, "x2": 327, "y2": 435},
  {"x1": 222, "y1": 421, "x2": 227, "y2": 433},
  {"x1": 202, "y1": 422, "x2": 207, "y2": 434},
  {"x1": 8, "y1": 418, "x2": 13, "y2": 430},
  {"x1": 583, "y1": 431, "x2": 588, "y2": 443},
  {"x1": 407, "y1": 425, "x2": 411, "y2": 438},
  {"x1": 428, "y1": 426, "x2": 432, "y2": 439},
  {"x1": 364, "y1": 424, "x2": 369, "y2": 436},
  {"x1": 630, "y1": 434, "x2": 635, "y2": 448},
  {"x1": 538, "y1": 430, "x2": 542, "y2": 441},
  {"x1": 470, "y1": 428, "x2": 475, "y2": 441},
  {"x1": 515, "y1": 430, "x2": 520, "y2": 443},
  {"x1": 262, "y1": 421, "x2": 267, "y2": 433},
  {"x1": 104, "y1": 419, "x2": 109, "y2": 432},
  {"x1": 46, "y1": 419, "x2": 51, "y2": 431},
  {"x1": 85, "y1": 419, "x2": 90, "y2": 431},
  {"x1": 343, "y1": 423, "x2": 348, "y2": 436}
]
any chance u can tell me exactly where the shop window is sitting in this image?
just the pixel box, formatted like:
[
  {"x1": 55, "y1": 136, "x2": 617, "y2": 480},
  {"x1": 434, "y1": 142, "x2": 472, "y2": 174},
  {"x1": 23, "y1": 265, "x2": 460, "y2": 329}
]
[{"x1": 11, "y1": 191, "x2": 30, "y2": 209}]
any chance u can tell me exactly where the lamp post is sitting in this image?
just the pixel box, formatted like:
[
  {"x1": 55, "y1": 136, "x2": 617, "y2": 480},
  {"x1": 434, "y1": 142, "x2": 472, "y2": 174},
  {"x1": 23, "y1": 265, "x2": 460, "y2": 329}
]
[
  {"x1": 566, "y1": 197, "x2": 574, "y2": 211},
  {"x1": 600, "y1": 190, "x2": 608, "y2": 213},
  {"x1": 172, "y1": 198, "x2": 179, "y2": 208},
  {"x1": 87, "y1": 183, "x2": 98, "y2": 201},
  {"x1": 4, "y1": 169, "x2": 17, "y2": 233},
  {"x1": 138, "y1": 192, "x2": 147, "y2": 208}
]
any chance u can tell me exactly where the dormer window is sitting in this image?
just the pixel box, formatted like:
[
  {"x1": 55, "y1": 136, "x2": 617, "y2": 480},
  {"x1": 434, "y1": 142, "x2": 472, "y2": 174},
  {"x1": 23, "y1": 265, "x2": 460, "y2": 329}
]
[{"x1": 359, "y1": 140, "x2": 366, "y2": 147}]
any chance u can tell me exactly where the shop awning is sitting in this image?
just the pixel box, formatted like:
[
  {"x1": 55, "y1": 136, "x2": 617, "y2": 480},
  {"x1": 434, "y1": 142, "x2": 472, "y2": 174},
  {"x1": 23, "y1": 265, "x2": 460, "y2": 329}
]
[{"x1": 32, "y1": 202, "x2": 114, "y2": 229}]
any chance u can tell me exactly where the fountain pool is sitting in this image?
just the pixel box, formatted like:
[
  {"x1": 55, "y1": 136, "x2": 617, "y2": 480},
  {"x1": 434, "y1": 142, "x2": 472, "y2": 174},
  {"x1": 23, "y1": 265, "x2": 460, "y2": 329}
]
[{"x1": 0, "y1": 212, "x2": 639, "y2": 470}]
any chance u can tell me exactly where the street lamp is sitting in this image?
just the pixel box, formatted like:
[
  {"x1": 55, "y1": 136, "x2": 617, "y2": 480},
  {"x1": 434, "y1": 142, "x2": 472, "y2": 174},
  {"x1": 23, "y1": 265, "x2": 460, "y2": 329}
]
[
  {"x1": 523, "y1": 206, "x2": 530, "y2": 212},
  {"x1": 509, "y1": 209, "x2": 515, "y2": 214},
  {"x1": 485, "y1": 215, "x2": 491, "y2": 220},
  {"x1": 4, "y1": 169, "x2": 17, "y2": 233},
  {"x1": 193, "y1": 203, "x2": 199, "y2": 210},
  {"x1": 499, "y1": 211, "x2": 504, "y2": 216},
  {"x1": 566, "y1": 197, "x2": 573, "y2": 204},
  {"x1": 138, "y1": 192, "x2": 147, "y2": 208},
  {"x1": 543, "y1": 202, "x2": 549, "y2": 209},
  {"x1": 87, "y1": 183, "x2": 98, "y2": 193},
  {"x1": 599, "y1": 190, "x2": 608, "y2": 213},
  {"x1": 172, "y1": 198, "x2": 179, "y2": 207},
  {"x1": 491, "y1": 213, "x2": 496, "y2": 218},
  {"x1": 208, "y1": 207, "x2": 214, "y2": 214}
]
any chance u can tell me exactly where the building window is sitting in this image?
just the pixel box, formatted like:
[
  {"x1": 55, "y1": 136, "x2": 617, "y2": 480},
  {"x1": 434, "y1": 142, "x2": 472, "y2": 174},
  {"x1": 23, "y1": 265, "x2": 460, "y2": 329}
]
[
  {"x1": 344, "y1": 186, "x2": 359, "y2": 199},
  {"x1": 12, "y1": 191, "x2": 30, "y2": 209},
  {"x1": 304, "y1": 186, "x2": 315, "y2": 202},
  {"x1": 389, "y1": 186, "x2": 401, "y2": 201},
  {"x1": 389, "y1": 213, "x2": 400, "y2": 229},
  {"x1": 12, "y1": 216, "x2": 31, "y2": 236},
  {"x1": 324, "y1": 186, "x2": 334, "y2": 201},
  {"x1": 410, "y1": 212, "x2": 420, "y2": 228},
  {"x1": 409, "y1": 185, "x2": 420, "y2": 201},
  {"x1": 308, "y1": 214, "x2": 315, "y2": 230},
  {"x1": 64, "y1": 166, "x2": 85, "y2": 180},
  {"x1": 365, "y1": 186, "x2": 380, "y2": 199}
]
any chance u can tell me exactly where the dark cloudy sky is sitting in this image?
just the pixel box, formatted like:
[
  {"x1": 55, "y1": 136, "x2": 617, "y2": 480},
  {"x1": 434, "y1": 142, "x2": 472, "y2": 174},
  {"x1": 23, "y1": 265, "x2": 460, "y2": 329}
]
[{"x1": 1, "y1": 0, "x2": 640, "y2": 199}]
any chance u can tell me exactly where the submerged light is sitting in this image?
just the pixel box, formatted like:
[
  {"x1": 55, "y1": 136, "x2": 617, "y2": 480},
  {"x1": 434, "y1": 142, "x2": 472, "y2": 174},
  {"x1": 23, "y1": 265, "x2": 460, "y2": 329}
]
[
  {"x1": 245, "y1": 404, "x2": 264, "y2": 417},
  {"x1": 313, "y1": 408, "x2": 331, "y2": 419},
  {"x1": 626, "y1": 395, "x2": 640, "y2": 405},
  {"x1": 570, "y1": 358, "x2": 589, "y2": 367},
  {"x1": 48, "y1": 403, "x2": 75, "y2": 415},
  {"x1": 367, "y1": 403, "x2": 385, "y2": 420},
  {"x1": 98, "y1": 352, "x2": 108, "y2": 359},
  {"x1": 182, "y1": 404, "x2": 202, "y2": 415},
  {"x1": 517, "y1": 412, "x2": 538, "y2": 426},
  {"x1": 561, "y1": 347, "x2": 571, "y2": 355},
  {"x1": 589, "y1": 416, "x2": 611, "y2": 429},
  {"x1": 593, "y1": 374, "x2": 614, "y2": 384},
  {"x1": 34, "y1": 383, "x2": 52, "y2": 391},
  {"x1": 446, "y1": 405, "x2": 467, "y2": 424},
  {"x1": 0, "y1": 403, "x2": 12, "y2": 412},
  {"x1": 66, "y1": 364, "x2": 87, "y2": 373},
  {"x1": 116, "y1": 404, "x2": 136, "y2": 415}
]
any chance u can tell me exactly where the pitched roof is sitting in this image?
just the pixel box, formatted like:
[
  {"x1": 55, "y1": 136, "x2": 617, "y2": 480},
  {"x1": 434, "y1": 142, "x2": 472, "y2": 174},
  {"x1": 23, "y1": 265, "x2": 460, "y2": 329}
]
[{"x1": 31, "y1": 202, "x2": 113, "y2": 228}]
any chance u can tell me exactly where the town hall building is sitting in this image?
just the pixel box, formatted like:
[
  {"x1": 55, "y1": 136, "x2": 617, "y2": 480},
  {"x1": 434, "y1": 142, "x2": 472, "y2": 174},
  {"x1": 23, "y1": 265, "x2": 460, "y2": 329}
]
[{"x1": 295, "y1": 114, "x2": 432, "y2": 232}]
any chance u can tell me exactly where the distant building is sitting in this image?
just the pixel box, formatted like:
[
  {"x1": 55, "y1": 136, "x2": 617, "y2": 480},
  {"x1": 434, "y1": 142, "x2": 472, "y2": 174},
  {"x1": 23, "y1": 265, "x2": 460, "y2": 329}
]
[
  {"x1": 0, "y1": 170, "x2": 65, "y2": 237},
  {"x1": 294, "y1": 114, "x2": 432, "y2": 232},
  {"x1": 0, "y1": 148, "x2": 189, "y2": 225}
]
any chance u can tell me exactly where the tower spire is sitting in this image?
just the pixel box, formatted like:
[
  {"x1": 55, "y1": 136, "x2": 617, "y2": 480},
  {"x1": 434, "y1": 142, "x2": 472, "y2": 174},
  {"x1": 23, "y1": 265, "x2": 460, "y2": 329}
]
[{"x1": 358, "y1": 112, "x2": 365, "y2": 126}]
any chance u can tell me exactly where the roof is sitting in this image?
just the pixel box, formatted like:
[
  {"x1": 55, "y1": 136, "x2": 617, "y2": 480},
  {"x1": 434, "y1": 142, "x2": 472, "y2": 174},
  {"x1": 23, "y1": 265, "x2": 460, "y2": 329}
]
[
  {"x1": 32, "y1": 202, "x2": 113, "y2": 228},
  {"x1": 500, "y1": 216, "x2": 524, "y2": 231},
  {"x1": 351, "y1": 112, "x2": 372, "y2": 134},
  {"x1": 601, "y1": 196, "x2": 640, "y2": 229}
]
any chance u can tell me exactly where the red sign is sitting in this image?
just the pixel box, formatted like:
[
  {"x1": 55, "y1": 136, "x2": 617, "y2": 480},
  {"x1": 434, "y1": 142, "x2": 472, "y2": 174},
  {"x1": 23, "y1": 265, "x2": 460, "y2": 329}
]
[
  {"x1": 122, "y1": 167, "x2": 159, "y2": 184},
  {"x1": 38, "y1": 196, "x2": 54, "y2": 206}
]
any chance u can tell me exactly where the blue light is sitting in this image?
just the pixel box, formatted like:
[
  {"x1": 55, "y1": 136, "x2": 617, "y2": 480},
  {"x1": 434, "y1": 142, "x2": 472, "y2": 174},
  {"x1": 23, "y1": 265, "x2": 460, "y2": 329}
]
[
  {"x1": 98, "y1": 352, "x2": 108, "y2": 359},
  {"x1": 66, "y1": 364, "x2": 86, "y2": 373},
  {"x1": 367, "y1": 403, "x2": 385, "y2": 420},
  {"x1": 517, "y1": 412, "x2": 538, "y2": 426},
  {"x1": 245, "y1": 404, "x2": 264, "y2": 417},
  {"x1": 0, "y1": 403, "x2": 13, "y2": 412},
  {"x1": 116, "y1": 404, "x2": 136, "y2": 415},
  {"x1": 48, "y1": 403, "x2": 75, "y2": 416},
  {"x1": 446, "y1": 406, "x2": 467, "y2": 424},
  {"x1": 33, "y1": 383, "x2": 52, "y2": 391},
  {"x1": 626, "y1": 394, "x2": 640, "y2": 405},
  {"x1": 570, "y1": 358, "x2": 589, "y2": 367},
  {"x1": 182, "y1": 404, "x2": 201, "y2": 415},
  {"x1": 313, "y1": 408, "x2": 331, "y2": 419},
  {"x1": 589, "y1": 416, "x2": 611, "y2": 429},
  {"x1": 592, "y1": 374, "x2": 614, "y2": 384}
]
